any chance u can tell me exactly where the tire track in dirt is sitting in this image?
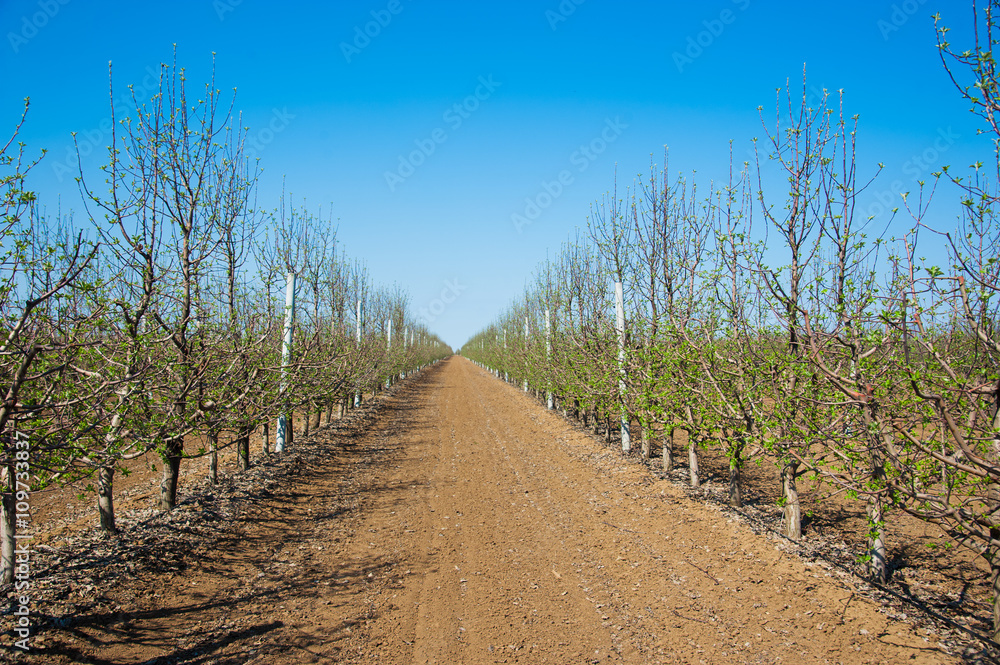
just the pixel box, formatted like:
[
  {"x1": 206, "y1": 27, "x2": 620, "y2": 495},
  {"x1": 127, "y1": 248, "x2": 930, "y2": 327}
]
[{"x1": 21, "y1": 356, "x2": 954, "y2": 664}]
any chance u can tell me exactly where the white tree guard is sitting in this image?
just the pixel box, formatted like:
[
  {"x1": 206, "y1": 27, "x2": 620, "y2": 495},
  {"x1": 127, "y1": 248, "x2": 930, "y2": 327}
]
[
  {"x1": 276, "y1": 272, "x2": 297, "y2": 453},
  {"x1": 546, "y1": 308, "x2": 554, "y2": 410},
  {"x1": 616, "y1": 280, "x2": 630, "y2": 453}
]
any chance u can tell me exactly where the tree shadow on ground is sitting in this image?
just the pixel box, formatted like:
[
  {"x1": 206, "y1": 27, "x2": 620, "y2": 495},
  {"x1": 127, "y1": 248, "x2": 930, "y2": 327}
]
[{"x1": 4, "y1": 364, "x2": 449, "y2": 665}]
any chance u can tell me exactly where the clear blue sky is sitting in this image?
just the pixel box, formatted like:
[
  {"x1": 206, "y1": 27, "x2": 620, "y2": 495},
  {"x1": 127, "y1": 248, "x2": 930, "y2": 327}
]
[{"x1": 0, "y1": 0, "x2": 988, "y2": 348}]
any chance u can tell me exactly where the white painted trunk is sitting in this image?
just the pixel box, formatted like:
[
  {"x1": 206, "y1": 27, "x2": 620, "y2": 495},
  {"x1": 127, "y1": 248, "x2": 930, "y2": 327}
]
[
  {"x1": 276, "y1": 273, "x2": 297, "y2": 453},
  {"x1": 782, "y1": 461, "x2": 802, "y2": 540},
  {"x1": 867, "y1": 494, "x2": 887, "y2": 583},
  {"x1": 0, "y1": 463, "x2": 14, "y2": 584},
  {"x1": 688, "y1": 433, "x2": 699, "y2": 488},
  {"x1": 615, "y1": 281, "x2": 630, "y2": 453},
  {"x1": 545, "y1": 308, "x2": 553, "y2": 410},
  {"x1": 98, "y1": 465, "x2": 116, "y2": 533}
]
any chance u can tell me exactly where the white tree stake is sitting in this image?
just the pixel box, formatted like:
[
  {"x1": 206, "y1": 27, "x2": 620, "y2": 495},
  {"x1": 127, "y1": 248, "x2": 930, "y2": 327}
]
[
  {"x1": 386, "y1": 317, "x2": 393, "y2": 388},
  {"x1": 276, "y1": 272, "x2": 297, "y2": 453},
  {"x1": 523, "y1": 316, "x2": 529, "y2": 392},
  {"x1": 402, "y1": 326, "x2": 408, "y2": 379},
  {"x1": 546, "y1": 308, "x2": 554, "y2": 410},
  {"x1": 616, "y1": 280, "x2": 630, "y2": 453},
  {"x1": 354, "y1": 299, "x2": 363, "y2": 407},
  {"x1": 503, "y1": 327, "x2": 509, "y2": 383}
]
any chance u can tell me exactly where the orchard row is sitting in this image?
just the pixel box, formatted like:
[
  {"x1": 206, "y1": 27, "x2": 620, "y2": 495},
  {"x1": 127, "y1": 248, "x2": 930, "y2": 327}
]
[
  {"x1": 0, "y1": 55, "x2": 450, "y2": 585},
  {"x1": 464, "y1": 9, "x2": 1000, "y2": 641}
]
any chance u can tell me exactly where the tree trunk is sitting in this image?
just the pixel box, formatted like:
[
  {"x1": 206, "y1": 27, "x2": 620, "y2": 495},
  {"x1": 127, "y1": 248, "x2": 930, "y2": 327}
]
[
  {"x1": 97, "y1": 465, "x2": 116, "y2": 534},
  {"x1": 640, "y1": 419, "x2": 651, "y2": 460},
  {"x1": 990, "y1": 547, "x2": 1000, "y2": 643},
  {"x1": 98, "y1": 413, "x2": 122, "y2": 533},
  {"x1": 326, "y1": 403, "x2": 334, "y2": 426},
  {"x1": 990, "y1": 398, "x2": 1000, "y2": 642},
  {"x1": 208, "y1": 431, "x2": 218, "y2": 485},
  {"x1": 663, "y1": 426, "x2": 675, "y2": 472},
  {"x1": 261, "y1": 421, "x2": 270, "y2": 456},
  {"x1": 159, "y1": 440, "x2": 183, "y2": 510},
  {"x1": 605, "y1": 414, "x2": 612, "y2": 444},
  {"x1": 303, "y1": 410, "x2": 311, "y2": 436},
  {"x1": 867, "y1": 493, "x2": 887, "y2": 583},
  {"x1": 728, "y1": 434, "x2": 745, "y2": 507},
  {"x1": 782, "y1": 460, "x2": 802, "y2": 540},
  {"x1": 728, "y1": 457, "x2": 743, "y2": 507},
  {"x1": 338, "y1": 397, "x2": 345, "y2": 419},
  {"x1": 0, "y1": 463, "x2": 14, "y2": 585},
  {"x1": 688, "y1": 431, "x2": 699, "y2": 488},
  {"x1": 237, "y1": 429, "x2": 250, "y2": 471}
]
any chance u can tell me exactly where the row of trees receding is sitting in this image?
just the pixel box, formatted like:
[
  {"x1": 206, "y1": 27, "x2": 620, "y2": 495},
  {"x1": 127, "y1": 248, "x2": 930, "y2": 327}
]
[
  {"x1": 0, "y1": 55, "x2": 450, "y2": 585},
  {"x1": 463, "y1": 4, "x2": 1000, "y2": 641}
]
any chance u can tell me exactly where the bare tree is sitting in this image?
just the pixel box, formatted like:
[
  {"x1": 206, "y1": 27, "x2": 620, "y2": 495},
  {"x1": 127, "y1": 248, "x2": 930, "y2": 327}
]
[
  {"x1": 1, "y1": 102, "x2": 100, "y2": 577},
  {"x1": 753, "y1": 71, "x2": 838, "y2": 540}
]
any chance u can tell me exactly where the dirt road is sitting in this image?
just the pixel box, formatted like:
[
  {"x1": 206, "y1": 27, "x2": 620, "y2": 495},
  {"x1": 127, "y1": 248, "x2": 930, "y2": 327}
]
[{"x1": 25, "y1": 356, "x2": 950, "y2": 664}]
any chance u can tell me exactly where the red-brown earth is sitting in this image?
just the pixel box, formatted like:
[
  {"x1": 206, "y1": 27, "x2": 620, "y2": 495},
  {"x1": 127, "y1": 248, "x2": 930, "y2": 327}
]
[{"x1": 2, "y1": 356, "x2": 991, "y2": 663}]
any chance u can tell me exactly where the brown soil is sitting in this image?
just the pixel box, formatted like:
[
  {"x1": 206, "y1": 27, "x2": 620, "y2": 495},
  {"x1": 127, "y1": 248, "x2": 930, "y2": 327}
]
[{"x1": 0, "y1": 357, "x2": 982, "y2": 663}]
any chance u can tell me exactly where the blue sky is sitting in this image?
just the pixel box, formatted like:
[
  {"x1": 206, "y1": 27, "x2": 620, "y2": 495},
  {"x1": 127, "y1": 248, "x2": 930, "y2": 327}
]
[{"x1": 0, "y1": 0, "x2": 989, "y2": 348}]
